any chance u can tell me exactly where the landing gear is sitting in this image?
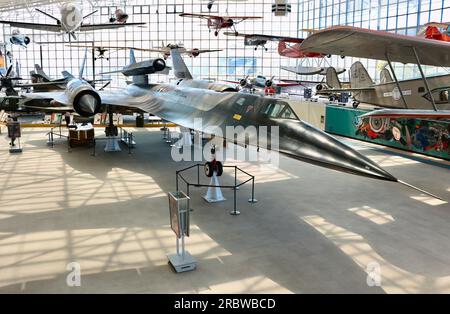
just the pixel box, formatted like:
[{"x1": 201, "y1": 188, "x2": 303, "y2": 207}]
[
  {"x1": 214, "y1": 31, "x2": 219, "y2": 36},
  {"x1": 329, "y1": 95, "x2": 337, "y2": 102},
  {"x1": 204, "y1": 161, "x2": 223, "y2": 177},
  {"x1": 352, "y1": 101, "x2": 360, "y2": 109},
  {"x1": 104, "y1": 106, "x2": 121, "y2": 152},
  {"x1": 204, "y1": 145, "x2": 223, "y2": 177},
  {"x1": 340, "y1": 55, "x2": 345, "y2": 59},
  {"x1": 326, "y1": 54, "x2": 331, "y2": 58}
]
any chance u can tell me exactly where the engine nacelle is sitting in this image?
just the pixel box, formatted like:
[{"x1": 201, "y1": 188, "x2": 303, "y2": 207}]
[
  {"x1": 316, "y1": 84, "x2": 328, "y2": 92},
  {"x1": 24, "y1": 36, "x2": 31, "y2": 45},
  {"x1": 177, "y1": 79, "x2": 238, "y2": 92},
  {"x1": 191, "y1": 49, "x2": 200, "y2": 57},
  {"x1": 207, "y1": 82, "x2": 238, "y2": 92},
  {"x1": 66, "y1": 80, "x2": 102, "y2": 117}
]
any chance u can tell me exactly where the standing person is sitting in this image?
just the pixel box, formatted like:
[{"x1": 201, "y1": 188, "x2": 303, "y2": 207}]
[{"x1": 64, "y1": 112, "x2": 71, "y2": 127}]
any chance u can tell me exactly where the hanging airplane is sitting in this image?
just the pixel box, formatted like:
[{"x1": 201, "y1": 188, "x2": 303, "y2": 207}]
[
  {"x1": 108, "y1": 9, "x2": 130, "y2": 24},
  {"x1": 0, "y1": 3, "x2": 145, "y2": 40},
  {"x1": 224, "y1": 32, "x2": 345, "y2": 76},
  {"x1": 225, "y1": 75, "x2": 303, "y2": 95},
  {"x1": 224, "y1": 32, "x2": 326, "y2": 58},
  {"x1": 179, "y1": 13, "x2": 262, "y2": 36},
  {"x1": 18, "y1": 46, "x2": 436, "y2": 196},
  {"x1": 9, "y1": 30, "x2": 30, "y2": 48},
  {"x1": 137, "y1": 42, "x2": 223, "y2": 60},
  {"x1": 419, "y1": 22, "x2": 450, "y2": 42},
  {"x1": 281, "y1": 65, "x2": 346, "y2": 76},
  {"x1": 299, "y1": 25, "x2": 450, "y2": 120},
  {"x1": 203, "y1": 0, "x2": 248, "y2": 11},
  {"x1": 68, "y1": 43, "x2": 222, "y2": 60}
]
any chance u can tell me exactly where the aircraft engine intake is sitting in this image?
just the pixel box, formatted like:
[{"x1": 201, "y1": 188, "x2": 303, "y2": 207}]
[
  {"x1": 24, "y1": 37, "x2": 31, "y2": 45},
  {"x1": 316, "y1": 84, "x2": 328, "y2": 91},
  {"x1": 152, "y1": 58, "x2": 166, "y2": 72},
  {"x1": 191, "y1": 49, "x2": 200, "y2": 57},
  {"x1": 72, "y1": 89, "x2": 102, "y2": 117}
]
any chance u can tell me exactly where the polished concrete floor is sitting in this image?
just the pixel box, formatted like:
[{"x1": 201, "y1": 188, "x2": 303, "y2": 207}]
[{"x1": 0, "y1": 127, "x2": 449, "y2": 293}]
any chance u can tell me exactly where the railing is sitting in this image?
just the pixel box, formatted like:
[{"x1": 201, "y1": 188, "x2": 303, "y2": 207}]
[
  {"x1": 176, "y1": 163, "x2": 257, "y2": 215},
  {"x1": 46, "y1": 124, "x2": 69, "y2": 150}
]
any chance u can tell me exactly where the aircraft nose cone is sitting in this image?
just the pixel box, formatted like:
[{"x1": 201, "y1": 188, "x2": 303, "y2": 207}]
[
  {"x1": 277, "y1": 119, "x2": 397, "y2": 181},
  {"x1": 79, "y1": 94, "x2": 98, "y2": 115}
]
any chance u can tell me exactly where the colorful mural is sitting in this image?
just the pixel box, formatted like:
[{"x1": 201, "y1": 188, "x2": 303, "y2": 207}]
[
  {"x1": 325, "y1": 105, "x2": 450, "y2": 161},
  {"x1": 356, "y1": 117, "x2": 450, "y2": 155}
]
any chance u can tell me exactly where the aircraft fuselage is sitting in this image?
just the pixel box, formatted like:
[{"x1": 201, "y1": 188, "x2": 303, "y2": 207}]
[
  {"x1": 353, "y1": 74, "x2": 450, "y2": 110},
  {"x1": 98, "y1": 81, "x2": 397, "y2": 181}
]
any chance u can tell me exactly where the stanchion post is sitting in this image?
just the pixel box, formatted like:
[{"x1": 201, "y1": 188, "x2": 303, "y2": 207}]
[{"x1": 248, "y1": 175, "x2": 258, "y2": 203}]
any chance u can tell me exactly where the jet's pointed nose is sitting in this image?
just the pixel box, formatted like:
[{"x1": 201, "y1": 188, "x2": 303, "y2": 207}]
[{"x1": 276, "y1": 119, "x2": 397, "y2": 182}]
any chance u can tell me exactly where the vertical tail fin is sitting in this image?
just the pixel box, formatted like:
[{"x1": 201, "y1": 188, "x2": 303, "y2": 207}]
[
  {"x1": 170, "y1": 47, "x2": 193, "y2": 79},
  {"x1": 79, "y1": 48, "x2": 88, "y2": 79},
  {"x1": 350, "y1": 61, "x2": 374, "y2": 88},
  {"x1": 129, "y1": 49, "x2": 136, "y2": 65},
  {"x1": 31, "y1": 64, "x2": 52, "y2": 82},
  {"x1": 380, "y1": 68, "x2": 393, "y2": 84},
  {"x1": 325, "y1": 67, "x2": 341, "y2": 89},
  {"x1": 129, "y1": 49, "x2": 148, "y2": 85},
  {"x1": 15, "y1": 60, "x2": 20, "y2": 78}
]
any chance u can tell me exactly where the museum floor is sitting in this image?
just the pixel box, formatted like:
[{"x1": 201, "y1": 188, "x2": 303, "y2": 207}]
[{"x1": 0, "y1": 127, "x2": 449, "y2": 293}]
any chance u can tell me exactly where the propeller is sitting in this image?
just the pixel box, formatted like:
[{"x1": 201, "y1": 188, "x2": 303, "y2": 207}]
[
  {"x1": 265, "y1": 75, "x2": 275, "y2": 88},
  {"x1": 239, "y1": 75, "x2": 250, "y2": 88},
  {"x1": 0, "y1": 64, "x2": 23, "y2": 95}
]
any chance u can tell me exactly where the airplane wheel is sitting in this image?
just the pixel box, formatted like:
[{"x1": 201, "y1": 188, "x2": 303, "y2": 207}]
[
  {"x1": 352, "y1": 101, "x2": 360, "y2": 109},
  {"x1": 340, "y1": 55, "x2": 345, "y2": 59},
  {"x1": 205, "y1": 162, "x2": 214, "y2": 177},
  {"x1": 216, "y1": 161, "x2": 223, "y2": 177},
  {"x1": 329, "y1": 96, "x2": 336, "y2": 102},
  {"x1": 235, "y1": 32, "x2": 239, "y2": 36},
  {"x1": 326, "y1": 54, "x2": 331, "y2": 58},
  {"x1": 214, "y1": 31, "x2": 219, "y2": 36},
  {"x1": 265, "y1": 48, "x2": 268, "y2": 52},
  {"x1": 254, "y1": 47, "x2": 258, "y2": 51}
]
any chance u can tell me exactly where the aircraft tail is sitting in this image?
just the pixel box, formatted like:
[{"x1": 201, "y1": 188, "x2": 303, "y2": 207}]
[
  {"x1": 34, "y1": 64, "x2": 53, "y2": 82},
  {"x1": 62, "y1": 71, "x2": 75, "y2": 79},
  {"x1": 325, "y1": 67, "x2": 341, "y2": 89},
  {"x1": 129, "y1": 49, "x2": 148, "y2": 85},
  {"x1": 79, "y1": 48, "x2": 88, "y2": 79},
  {"x1": 170, "y1": 47, "x2": 193, "y2": 79},
  {"x1": 380, "y1": 68, "x2": 393, "y2": 84},
  {"x1": 129, "y1": 49, "x2": 136, "y2": 65},
  {"x1": 350, "y1": 61, "x2": 374, "y2": 88}
]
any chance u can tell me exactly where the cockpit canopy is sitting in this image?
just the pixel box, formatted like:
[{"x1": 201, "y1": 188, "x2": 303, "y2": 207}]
[{"x1": 260, "y1": 99, "x2": 298, "y2": 120}]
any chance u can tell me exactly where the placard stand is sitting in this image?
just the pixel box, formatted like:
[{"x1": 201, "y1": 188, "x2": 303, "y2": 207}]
[
  {"x1": 167, "y1": 191, "x2": 197, "y2": 273},
  {"x1": 7, "y1": 121, "x2": 22, "y2": 153}
]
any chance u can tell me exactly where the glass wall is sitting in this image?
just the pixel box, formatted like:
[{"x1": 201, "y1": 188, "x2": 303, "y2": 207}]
[{"x1": 0, "y1": 0, "x2": 449, "y2": 88}]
